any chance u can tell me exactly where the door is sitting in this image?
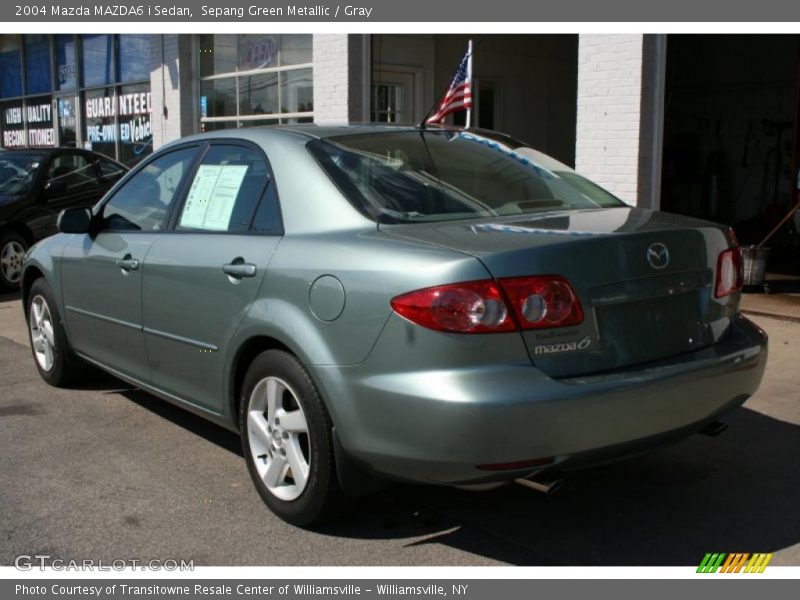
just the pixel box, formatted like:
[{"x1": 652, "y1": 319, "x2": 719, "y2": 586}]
[
  {"x1": 61, "y1": 146, "x2": 199, "y2": 380},
  {"x1": 142, "y1": 143, "x2": 282, "y2": 412},
  {"x1": 371, "y1": 67, "x2": 420, "y2": 124}
]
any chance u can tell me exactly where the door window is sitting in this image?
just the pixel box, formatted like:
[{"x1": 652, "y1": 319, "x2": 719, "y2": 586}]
[
  {"x1": 177, "y1": 145, "x2": 271, "y2": 233},
  {"x1": 102, "y1": 147, "x2": 196, "y2": 232},
  {"x1": 97, "y1": 157, "x2": 127, "y2": 182},
  {"x1": 45, "y1": 153, "x2": 97, "y2": 195}
]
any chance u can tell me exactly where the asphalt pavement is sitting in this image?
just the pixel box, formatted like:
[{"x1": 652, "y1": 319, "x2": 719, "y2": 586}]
[{"x1": 1, "y1": 290, "x2": 799, "y2": 566}]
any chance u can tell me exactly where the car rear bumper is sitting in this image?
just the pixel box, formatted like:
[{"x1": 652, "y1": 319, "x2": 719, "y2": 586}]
[{"x1": 314, "y1": 314, "x2": 768, "y2": 485}]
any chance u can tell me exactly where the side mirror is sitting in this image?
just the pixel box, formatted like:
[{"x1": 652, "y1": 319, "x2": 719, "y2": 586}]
[
  {"x1": 57, "y1": 207, "x2": 93, "y2": 234},
  {"x1": 44, "y1": 178, "x2": 68, "y2": 195}
]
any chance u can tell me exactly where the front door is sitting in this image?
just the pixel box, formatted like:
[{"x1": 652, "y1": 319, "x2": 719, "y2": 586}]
[
  {"x1": 142, "y1": 143, "x2": 282, "y2": 412},
  {"x1": 60, "y1": 146, "x2": 199, "y2": 380}
]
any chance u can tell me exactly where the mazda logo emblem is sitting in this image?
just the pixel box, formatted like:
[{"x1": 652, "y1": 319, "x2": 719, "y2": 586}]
[{"x1": 647, "y1": 243, "x2": 670, "y2": 269}]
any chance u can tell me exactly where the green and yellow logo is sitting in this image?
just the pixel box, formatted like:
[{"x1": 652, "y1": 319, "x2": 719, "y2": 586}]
[{"x1": 697, "y1": 553, "x2": 773, "y2": 573}]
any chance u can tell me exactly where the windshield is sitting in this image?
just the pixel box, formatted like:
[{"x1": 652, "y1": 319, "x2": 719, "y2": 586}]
[
  {"x1": 308, "y1": 130, "x2": 625, "y2": 224},
  {"x1": 0, "y1": 153, "x2": 44, "y2": 195}
]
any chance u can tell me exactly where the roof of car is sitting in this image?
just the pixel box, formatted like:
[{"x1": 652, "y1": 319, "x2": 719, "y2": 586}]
[{"x1": 177, "y1": 123, "x2": 469, "y2": 146}]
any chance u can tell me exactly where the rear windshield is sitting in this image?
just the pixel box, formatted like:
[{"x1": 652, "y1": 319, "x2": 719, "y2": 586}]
[
  {"x1": 308, "y1": 130, "x2": 625, "y2": 224},
  {"x1": 0, "y1": 153, "x2": 44, "y2": 195}
]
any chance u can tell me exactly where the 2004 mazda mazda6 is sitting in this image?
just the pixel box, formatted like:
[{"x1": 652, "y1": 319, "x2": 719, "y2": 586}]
[{"x1": 21, "y1": 125, "x2": 768, "y2": 525}]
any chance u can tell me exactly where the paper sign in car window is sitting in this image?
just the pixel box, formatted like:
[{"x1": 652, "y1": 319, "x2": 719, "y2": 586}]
[
  {"x1": 180, "y1": 165, "x2": 222, "y2": 229},
  {"x1": 202, "y1": 165, "x2": 248, "y2": 230},
  {"x1": 179, "y1": 164, "x2": 248, "y2": 230}
]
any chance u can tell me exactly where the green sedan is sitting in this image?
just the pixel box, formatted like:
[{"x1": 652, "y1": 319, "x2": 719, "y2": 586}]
[{"x1": 21, "y1": 126, "x2": 767, "y2": 526}]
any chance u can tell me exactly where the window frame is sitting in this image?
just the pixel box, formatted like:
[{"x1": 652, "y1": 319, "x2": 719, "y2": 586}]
[
  {"x1": 93, "y1": 142, "x2": 203, "y2": 234},
  {"x1": 164, "y1": 138, "x2": 284, "y2": 237},
  {"x1": 42, "y1": 149, "x2": 100, "y2": 196}
]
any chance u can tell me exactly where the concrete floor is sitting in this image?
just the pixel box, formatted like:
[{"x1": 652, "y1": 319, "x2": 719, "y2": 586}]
[{"x1": 1, "y1": 289, "x2": 799, "y2": 566}]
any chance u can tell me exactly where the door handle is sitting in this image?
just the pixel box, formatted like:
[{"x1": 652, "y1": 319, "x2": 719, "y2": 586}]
[
  {"x1": 222, "y1": 262, "x2": 257, "y2": 279},
  {"x1": 115, "y1": 256, "x2": 139, "y2": 272}
]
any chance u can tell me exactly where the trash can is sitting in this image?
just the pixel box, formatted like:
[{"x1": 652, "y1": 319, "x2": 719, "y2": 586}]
[{"x1": 741, "y1": 245, "x2": 770, "y2": 286}]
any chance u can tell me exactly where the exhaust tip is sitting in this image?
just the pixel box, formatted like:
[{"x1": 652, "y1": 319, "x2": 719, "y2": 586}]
[
  {"x1": 514, "y1": 476, "x2": 564, "y2": 495},
  {"x1": 699, "y1": 421, "x2": 729, "y2": 437}
]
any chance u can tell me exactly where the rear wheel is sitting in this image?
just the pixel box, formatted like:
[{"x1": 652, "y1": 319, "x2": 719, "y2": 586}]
[
  {"x1": 0, "y1": 232, "x2": 27, "y2": 291},
  {"x1": 26, "y1": 278, "x2": 85, "y2": 387},
  {"x1": 240, "y1": 350, "x2": 346, "y2": 526}
]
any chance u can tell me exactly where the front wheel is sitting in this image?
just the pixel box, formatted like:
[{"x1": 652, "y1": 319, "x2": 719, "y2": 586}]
[
  {"x1": 26, "y1": 278, "x2": 85, "y2": 387},
  {"x1": 240, "y1": 350, "x2": 346, "y2": 526}
]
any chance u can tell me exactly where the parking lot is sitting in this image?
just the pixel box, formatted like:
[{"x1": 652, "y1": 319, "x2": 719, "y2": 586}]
[{"x1": 1, "y1": 289, "x2": 799, "y2": 566}]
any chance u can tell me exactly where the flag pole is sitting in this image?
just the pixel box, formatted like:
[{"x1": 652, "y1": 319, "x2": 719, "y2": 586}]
[{"x1": 465, "y1": 38, "x2": 473, "y2": 129}]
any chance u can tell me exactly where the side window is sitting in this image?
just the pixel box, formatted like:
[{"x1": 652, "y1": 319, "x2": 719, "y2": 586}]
[
  {"x1": 45, "y1": 153, "x2": 97, "y2": 194},
  {"x1": 97, "y1": 157, "x2": 127, "y2": 182},
  {"x1": 177, "y1": 145, "x2": 270, "y2": 233},
  {"x1": 102, "y1": 147, "x2": 197, "y2": 232}
]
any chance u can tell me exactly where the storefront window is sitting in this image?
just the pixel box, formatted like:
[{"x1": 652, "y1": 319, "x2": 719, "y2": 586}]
[
  {"x1": 57, "y1": 96, "x2": 77, "y2": 147},
  {"x1": 83, "y1": 88, "x2": 117, "y2": 158},
  {"x1": 199, "y1": 34, "x2": 313, "y2": 129},
  {"x1": 0, "y1": 37, "x2": 23, "y2": 98},
  {"x1": 1, "y1": 100, "x2": 25, "y2": 147},
  {"x1": 25, "y1": 35, "x2": 52, "y2": 95},
  {"x1": 281, "y1": 68, "x2": 313, "y2": 114},
  {"x1": 239, "y1": 73, "x2": 278, "y2": 116},
  {"x1": 82, "y1": 35, "x2": 116, "y2": 87},
  {"x1": 238, "y1": 35, "x2": 279, "y2": 71},
  {"x1": 119, "y1": 35, "x2": 151, "y2": 83},
  {"x1": 279, "y1": 35, "x2": 313, "y2": 66},
  {"x1": 55, "y1": 35, "x2": 77, "y2": 91},
  {"x1": 200, "y1": 34, "x2": 237, "y2": 77},
  {"x1": 26, "y1": 96, "x2": 55, "y2": 147},
  {"x1": 201, "y1": 77, "x2": 237, "y2": 119},
  {"x1": 118, "y1": 83, "x2": 153, "y2": 164},
  {"x1": 1, "y1": 35, "x2": 151, "y2": 163}
]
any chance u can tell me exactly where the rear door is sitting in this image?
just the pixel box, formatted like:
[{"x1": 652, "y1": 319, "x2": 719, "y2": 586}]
[
  {"x1": 61, "y1": 146, "x2": 199, "y2": 380},
  {"x1": 141, "y1": 142, "x2": 282, "y2": 413}
]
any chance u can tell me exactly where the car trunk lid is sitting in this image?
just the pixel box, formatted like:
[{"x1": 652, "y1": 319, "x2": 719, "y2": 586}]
[{"x1": 384, "y1": 207, "x2": 738, "y2": 377}]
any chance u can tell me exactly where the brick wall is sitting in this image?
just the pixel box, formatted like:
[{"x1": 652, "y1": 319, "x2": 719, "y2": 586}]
[
  {"x1": 575, "y1": 34, "x2": 665, "y2": 208},
  {"x1": 313, "y1": 34, "x2": 368, "y2": 124},
  {"x1": 150, "y1": 34, "x2": 196, "y2": 149}
]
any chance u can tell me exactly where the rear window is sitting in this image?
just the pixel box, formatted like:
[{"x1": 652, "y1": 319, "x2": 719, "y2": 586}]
[{"x1": 308, "y1": 130, "x2": 625, "y2": 224}]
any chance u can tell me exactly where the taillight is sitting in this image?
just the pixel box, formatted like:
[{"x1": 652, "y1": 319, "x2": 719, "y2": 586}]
[
  {"x1": 715, "y1": 247, "x2": 743, "y2": 298},
  {"x1": 390, "y1": 276, "x2": 583, "y2": 333},
  {"x1": 499, "y1": 276, "x2": 583, "y2": 329},
  {"x1": 390, "y1": 280, "x2": 515, "y2": 333}
]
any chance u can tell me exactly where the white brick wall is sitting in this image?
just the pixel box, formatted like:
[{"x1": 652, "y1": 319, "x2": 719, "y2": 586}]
[
  {"x1": 313, "y1": 35, "x2": 351, "y2": 124},
  {"x1": 151, "y1": 35, "x2": 197, "y2": 149},
  {"x1": 313, "y1": 35, "x2": 369, "y2": 124},
  {"x1": 575, "y1": 35, "x2": 645, "y2": 206}
]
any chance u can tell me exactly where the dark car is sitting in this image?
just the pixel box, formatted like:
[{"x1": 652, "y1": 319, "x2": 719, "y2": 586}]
[{"x1": 0, "y1": 148, "x2": 128, "y2": 290}]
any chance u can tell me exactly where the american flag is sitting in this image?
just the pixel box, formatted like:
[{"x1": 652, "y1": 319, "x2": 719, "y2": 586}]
[{"x1": 426, "y1": 44, "x2": 473, "y2": 125}]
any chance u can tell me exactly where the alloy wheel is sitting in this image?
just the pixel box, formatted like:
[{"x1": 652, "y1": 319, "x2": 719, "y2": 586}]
[
  {"x1": 29, "y1": 295, "x2": 56, "y2": 372},
  {"x1": 247, "y1": 376, "x2": 311, "y2": 501},
  {"x1": 0, "y1": 240, "x2": 25, "y2": 284}
]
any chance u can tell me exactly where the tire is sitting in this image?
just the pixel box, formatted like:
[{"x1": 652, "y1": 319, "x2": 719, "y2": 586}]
[
  {"x1": 240, "y1": 349, "x2": 347, "y2": 526},
  {"x1": 0, "y1": 232, "x2": 27, "y2": 291},
  {"x1": 26, "y1": 278, "x2": 85, "y2": 387}
]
